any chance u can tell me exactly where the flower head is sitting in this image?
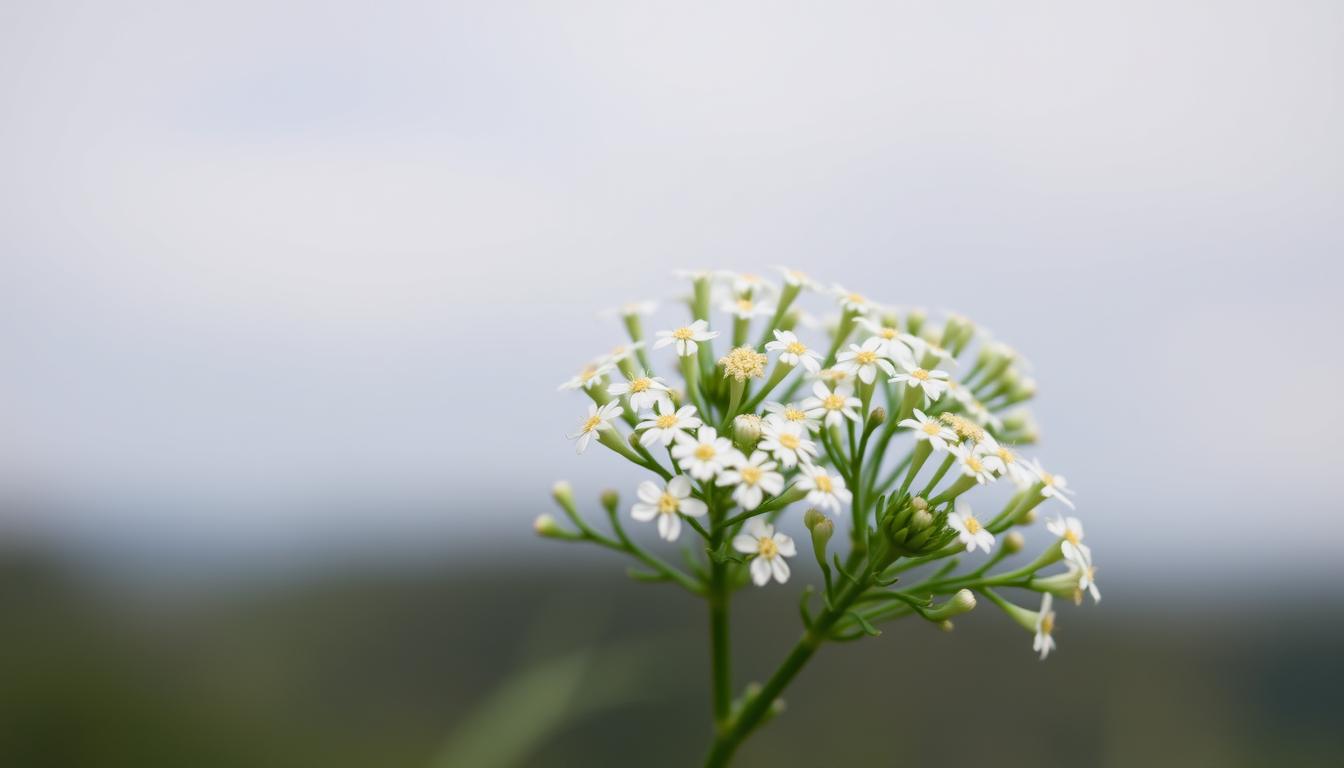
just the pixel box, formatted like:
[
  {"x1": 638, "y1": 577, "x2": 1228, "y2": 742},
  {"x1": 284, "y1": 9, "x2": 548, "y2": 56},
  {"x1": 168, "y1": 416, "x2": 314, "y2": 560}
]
[
  {"x1": 720, "y1": 346, "x2": 768, "y2": 381},
  {"x1": 765, "y1": 330, "x2": 822, "y2": 373},
  {"x1": 763, "y1": 400, "x2": 822, "y2": 433},
  {"x1": 948, "y1": 500, "x2": 995, "y2": 553},
  {"x1": 608, "y1": 374, "x2": 672, "y2": 412},
  {"x1": 1025, "y1": 457, "x2": 1076, "y2": 509},
  {"x1": 797, "y1": 467, "x2": 851, "y2": 513},
  {"x1": 723, "y1": 296, "x2": 775, "y2": 320},
  {"x1": 558, "y1": 361, "x2": 614, "y2": 391},
  {"x1": 855, "y1": 317, "x2": 918, "y2": 363},
  {"x1": 716, "y1": 450, "x2": 785, "y2": 510},
  {"x1": 636, "y1": 401, "x2": 703, "y2": 447},
  {"x1": 630, "y1": 475, "x2": 708, "y2": 541},
  {"x1": 835, "y1": 337, "x2": 897, "y2": 385},
  {"x1": 671, "y1": 426, "x2": 736, "y2": 480},
  {"x1": 801, "y1": 381, "x2": 860, "y2": 428},
  {"x1": 1046, "y1": 514, "x2": 1092, "y2": 565},
  {"x1": 759, "y1": 417, "x2": 819, "y2": 468},
  {"x1": 732, "y1": 519, "x2": 796, "y2": 586},
  {"x1": 568, "y1": 401, "x2": 623, "y2": 454},
  {"x1": 654, "y1": 319, "x2": 718, "y2": 357},
  {"x1": 898, "y1": 409, "x2": 958, "y2": 453},
  {"x1": 1033, "y1": 593, "x2": 1057, "y2": 660},
  {"x1": 890, "y1": 358, "x2": 950, "y2": 401}
]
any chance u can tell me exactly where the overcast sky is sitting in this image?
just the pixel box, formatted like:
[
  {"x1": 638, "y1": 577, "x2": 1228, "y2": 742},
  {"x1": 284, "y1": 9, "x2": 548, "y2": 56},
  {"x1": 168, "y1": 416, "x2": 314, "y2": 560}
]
[{"x1": 2, "y1": 1, "x2": 1342, "y2": 579}]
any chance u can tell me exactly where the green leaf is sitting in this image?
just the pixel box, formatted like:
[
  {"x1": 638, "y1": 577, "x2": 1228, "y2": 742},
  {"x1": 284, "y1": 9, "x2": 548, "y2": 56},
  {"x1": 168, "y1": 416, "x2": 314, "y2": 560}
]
[{"x1": 847, "y1": 611, "x2": 882, "y2": 636}]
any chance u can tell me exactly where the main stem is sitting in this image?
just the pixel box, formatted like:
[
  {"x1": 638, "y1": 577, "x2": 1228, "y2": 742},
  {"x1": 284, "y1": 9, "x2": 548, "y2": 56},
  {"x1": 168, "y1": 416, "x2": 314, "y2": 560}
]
[
  {"x1": 703, "y1": 574, "x2": 870, "y2": 767},
  {"x1": 709, "y1": 498, "x2": 733, "y2": 732}
]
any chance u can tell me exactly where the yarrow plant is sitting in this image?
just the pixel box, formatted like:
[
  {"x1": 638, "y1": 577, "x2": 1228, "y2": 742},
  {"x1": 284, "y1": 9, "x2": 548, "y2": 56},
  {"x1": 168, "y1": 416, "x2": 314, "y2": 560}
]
[{"x1": 538, "y1": 268, "x2": 1100, "y2": 766}]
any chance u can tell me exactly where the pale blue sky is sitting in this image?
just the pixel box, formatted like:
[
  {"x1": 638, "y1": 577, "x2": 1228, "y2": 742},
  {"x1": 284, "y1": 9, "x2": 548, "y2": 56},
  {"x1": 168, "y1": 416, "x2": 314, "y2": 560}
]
[{"x1": 3, "y1": 1, "x2": 1342, "y2": 580}]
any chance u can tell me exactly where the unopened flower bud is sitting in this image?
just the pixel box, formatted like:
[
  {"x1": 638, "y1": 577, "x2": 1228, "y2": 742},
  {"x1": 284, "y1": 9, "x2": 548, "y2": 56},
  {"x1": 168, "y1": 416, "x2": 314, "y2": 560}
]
[
  {"x1": 911, "y1": 496, "x2": 929, "y2": 511},
  {"x1": 803, "y1": 508, "x2": 828, "y2": 531},
  {"x1": 533, "y1": 513, "x2": 564, "y2": 538},
  {"x1": 551, "y1": 481, "x2": 576, "y2": 512},
  {"x1": 906, "y1": 308, "x2": 926, "y2": 335},
  {"x1": 809, "y1": 517, "x2": 834, "y2": 565},
  {"x1": 910, "y1": 509, "x2": 933, "y2": 531},
  {"x1": 733, "y1": 414, "x2": 763, "y2": 452},
  {"x1": 925, "y1": 588, "x2": 977, "y2": 621},
  {"x1": 1019, "y1": 507, "x2": 1037, "y2": 526},
  {"x1": 937, "y1": 620, "x2": 955, "y2": 632},
  {"x1": 866, "y1": 407, "x2": 886, "y2": 429},
  {"x1": 600, "y1": 489, "x2": 620, "y2": 514},
  {"x1": 1003, "y1": 531, "x2": 1025, "y2": 554}
]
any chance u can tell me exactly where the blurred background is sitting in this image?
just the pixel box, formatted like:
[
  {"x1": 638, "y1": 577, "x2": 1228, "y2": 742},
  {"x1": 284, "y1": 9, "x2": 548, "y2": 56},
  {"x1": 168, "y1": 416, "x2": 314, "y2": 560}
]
[{"x1": 3, "y1": 1, "x2": 1343, "y2": 766}]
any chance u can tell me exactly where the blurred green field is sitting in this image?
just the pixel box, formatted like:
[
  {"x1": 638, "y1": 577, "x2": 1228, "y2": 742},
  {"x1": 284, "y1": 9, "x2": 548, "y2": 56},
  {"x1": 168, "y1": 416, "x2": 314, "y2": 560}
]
[{"x1": 2, "y1": 551, "x2": 1341, "y2": 767}]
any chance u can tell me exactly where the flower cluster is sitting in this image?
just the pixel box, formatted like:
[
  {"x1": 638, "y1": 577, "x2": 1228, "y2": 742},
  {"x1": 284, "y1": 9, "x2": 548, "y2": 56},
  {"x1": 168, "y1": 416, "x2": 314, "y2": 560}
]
[{"x1": 540, "y1": 268, "x2": 1099, "y2": 763}]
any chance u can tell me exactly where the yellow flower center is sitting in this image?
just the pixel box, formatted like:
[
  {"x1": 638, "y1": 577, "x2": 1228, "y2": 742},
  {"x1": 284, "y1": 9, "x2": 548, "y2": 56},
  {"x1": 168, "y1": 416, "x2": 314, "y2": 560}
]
[
  {"x1": 779, "y1": 433, "x2": 801, "y2": 449},
  {"x1": 814, "y1": 474, "x2": 833, "y2": 492},
  {"x1": 912, "y1": 368, "x2": 930, "y2": 381},
  {"x1": 856, "y1": 350, "x2": 877, "y2": 364},
  {"x1": 1040, "y1": 472, "x2": 1055, "y2": 486},
  {"x1": 740, "y1": 466, "x2": 762, "y2": 485},
  {"x1": 998, "y1": 448, "x2": 1013, "y2": 463},
  {"x1": 736, "y1": 298, "x2": 754, "y2": 313},
  {"x1": 673, "y1": 327, "x2": 695, "y2": 340},
  {"x1": 823, "y1": 394, "x2": 845, "y2": 410},
  {"x1": 582, "y1": 415, "x2": 602, "y2": 433},
  {"x1": 695, "y1": 444, "x2": 716, "y2": 460},
  {"x1": 921, "y1": 422, "x2": 941, "y2": 436},
  {"x1": 656, "y1": 414, "x2": 678, "y2": 428},
  {"x1": 757, "y1": 537, "x2": 778, "y2": 558},
  {"x1": 847, "y1": 292, "x2": 865, "y2": 305},
  {"x1": 1040, "y1": 612, "x2": 1055, "y2": 635},
  {"x1": 879, "y1": 328, "x2": 897, "y2": 339},
  {"x1": 784, "y1": 407, "x2": 805, "y2": 421},
  {"x1": 963, "y1": 515, "x2": 981, "y2": 534},
  {"x1": 580, "y1": 365, "x2": 600, "y2": 380},
  {"x1": 965, "y1": 456, "x2": 984, "y2": 473},
  {"x1": 787, "y1": 341, "x2": 806, "y2": 355},
  {"x1": 629, "y1": 378, "x2": 650, "y2": 393},
  {"x1": 658, "y1": 493, "x2": 679, "y2": 514},
  {"x1": 1064, "y1": 530, "x2": 1081, "y2": 546}
]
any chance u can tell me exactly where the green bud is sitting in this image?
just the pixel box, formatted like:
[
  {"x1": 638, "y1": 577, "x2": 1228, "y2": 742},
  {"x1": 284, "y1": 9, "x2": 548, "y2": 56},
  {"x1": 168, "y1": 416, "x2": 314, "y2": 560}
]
[
  {"x1": 811, "y1": 517, "x2": 834, "y2": 565},
  {"x1": 600, "y1": 489, "x2": 620, "y2": 515},
  {"x1": 937, "y1": 620, "x2": 955, "y2": 633},
  {"x1": 906, "y1": 308, "x2": 926, "y2": 335},
  {"x1": 803, "y1": 508, "x2": 828, "y2": 531},
  {"x1": 551, "y1": 481, "x2": 576, "y2": 513},
  {"x1": 733, "y1": 414, "x2": 764, "y2": 452},
  {"x1": 1018, "y1": 507, "x2": 1037, "y2": 526},
  {"x1": 1003, "y1": 531, "x2": 1025, "y2": 554},
  {"x1": 1030, "y1": 570, "x2": 1084, "y2": 603},
  {"x1": 866, "y1": 407, "x2": 887, "y2": 430},
  {"x1": 533, "y1": 513, "x2": 565, "y2": 538},
  {"x1": 924, "y1": 589, "x2": 977, "y2": 621}
]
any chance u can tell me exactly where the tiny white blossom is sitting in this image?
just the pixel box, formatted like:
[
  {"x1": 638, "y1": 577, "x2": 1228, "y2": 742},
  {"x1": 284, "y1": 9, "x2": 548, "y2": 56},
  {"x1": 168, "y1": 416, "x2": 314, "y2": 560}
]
[
  {"x1": 758, "y1": 417, "x2": 819, "y2": 468},
  {"x1": 558, "y1": 361, "x2": 613, "y2": 391},
  {"x1": 948, "y1": 500, "x2": 995, "y2": 553},
  {"x1": 722, "y1": 296, "x2": 775, "y2": 320},
  {"x1": 636, "y1": 401, "x2": 703, "y2": 447},
  {"x1": 802, "y1": 381, "x2": 861, "y2": 428},
  {"x1": 950, "y1": 443, "x2": 999, "y2": 485},
  {"x1": 976, "y1": 434, "x2": 1034, "y2": 486},
  {"x1": 630, "y1": 475, "x2": 708, "y2": 541},
  {"x1": 898, "y1": 409, "x2": 958, "y2": 453},
  {"x1": 765, "y1": 330, "x2": 823, "y2": 373},
  {"x1": 1033, "y1": 593, "x2": 1057, "y2": 660},
  {"x1": 608, "y1": 374, "x2": 672, "y2": 412},
  {"x1": 718, "y1": 270, "x2": 773, "y2": 297},
  {"x1": 732, "y1": 519, "x2": 796, "y2": 586},
  {"x1": 654, "y1": 319, "x2": 718, "y2": 357},
  {"x1": 855, "y1": 317, "x2": 918, "y2": 362},
  {"x1": 835, "y1": 337, "x2": 897, "y2": 385},
  {"x1": 601, "y1": 300, "x2": 658, "y2": 319},
  {"x1": 797, "y1": 466, "x2": 852, "y2": 513},
  {"x1": 774, "y1": 266, "x2": 820, "y2": 291},
  {"x1": 597, "y1": 341, "x2": 646, "y2": 367},
  {"x1": 716, "y1": 450, "x2": 785, "y2": 510},
  {"x1": 671, "y1": 426, "x2": 737, "y2": 480},
  {"x1": 1046, "y1": 515, "x2": 1092, "y2": 565},
  {"x1": 1074, "y1": 557, "x2": 1101, "y2": 604},
  {"x1": 1024, "y1": 458, "x2": 1076, "y2": 509},
  {"x1": 568, "y1": 401, "x2": 623, "y2": 454},
  {"x1": 889, "y1": 358, "x2": 950, "y2": 401},
  {"x1": 832, "y1": 284, "x2": 875, "y2": 315},
  {"x1": 763, "y1": 401, "x2": 822, "y2": 433}
]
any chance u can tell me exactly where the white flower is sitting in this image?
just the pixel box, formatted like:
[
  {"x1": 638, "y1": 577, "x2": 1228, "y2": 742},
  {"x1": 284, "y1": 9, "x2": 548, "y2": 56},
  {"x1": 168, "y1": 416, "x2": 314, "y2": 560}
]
[
  {"x1": 568, "y1": 401, "x2": 623, "y2": 454},
  {"x1": 630, "y1": 475, "x2": 708, "y2": 541},
  {"x1": 719, "y1": 270, "x2": 773, "y2": 297},
  {"x1": 601, "y1": 300, "x2": 658, "y2": 319},
  {"x1": 723, "y1": 296, "x2": 775, "y2": 320},
  {"x1": 732, "y1": 519, "x2": 796, "y2": 586},
  {"x1": 889, "y1": 358, "x2": 950, "y2": 401},
  {"x1": 855, "y1": 317, "x2": 918, "y2": 362},
  {"x1": 558, "y1": 361, "x2": 614, "y2": 391},
  {"x1": 608, "y1": 374, "x2": 672, "y2": 412},
  {"x1": 759, "y1": 417, "x2": 819, "y2": 468},
  {"x1": 812, "y1": 366, "x2": 854, "y2": 387},
  {"x1": 797, "y1": 467, "x2": 852, "y2": 513},
  {"x1": 764, "y1": 330, "x2": 822, "y2": 373},
  {"x1": 1074, "y1": 558, "x2": 1101, "y2": 604},
  {"x1": 832, "y1": 284, "x2": 875, "y2": 315},
  {"x1": 1046, "y1": 515, "x2": 1092, "y2": 565},
  {"x1": 976, "y1": 434, "x2": 1034, "y2": 486},
  {"x1": 801, "y1": 381, "x2": 861, "y2": 428},
  {"x1": 898, "y1": 409, "x2": 958, "y2": 453},
  {"x1": 653, "y1": 319, "x2": 718, "y2": 357},
  {"x1": 763, "y1": 401, "x2": 822, "y2": 433},
  {"x1": 671, "y1": 426, "x2": 736, "y2": 480},
  {"x1": 835, "y1": 337, "x2": 897, "y2": 385},
  {"x1": 716, "y1": 451, "x2": 785, "y2": 510},
  {"x1": 1024, "y1": 458, "x2": 1076, "y2": 509},
  {"x1": 948, "y1": 443, "x2": 998, "y2": 485},
  {"x1": 948, "y1": 500, "x2": 995, "y2": 553},
  {"x1": 774, "y1": 266, "x2": 819, "y2": 291},
  {"x1": 1033, "y1": 593, "x2": 1057, "y2": 660},
  {"x1": 597, "y1": 341, "x2": 646, "y2": 367},
  {"x1": 636, "y1": 401, "x2": 703, "y2": 447}
]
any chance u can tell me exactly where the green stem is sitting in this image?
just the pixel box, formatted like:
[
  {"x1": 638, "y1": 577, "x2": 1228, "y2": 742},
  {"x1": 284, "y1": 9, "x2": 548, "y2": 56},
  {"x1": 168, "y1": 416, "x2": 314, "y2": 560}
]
[{"x1": 708, "y1": 490, "x2": 733, "y2": 732}]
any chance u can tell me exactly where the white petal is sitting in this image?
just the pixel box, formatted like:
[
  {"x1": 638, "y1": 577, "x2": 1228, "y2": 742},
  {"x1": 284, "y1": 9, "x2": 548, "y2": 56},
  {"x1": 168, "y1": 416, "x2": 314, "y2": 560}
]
[{"x1": 750, "y1": 557, "x2": 771, "y2": 586}]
